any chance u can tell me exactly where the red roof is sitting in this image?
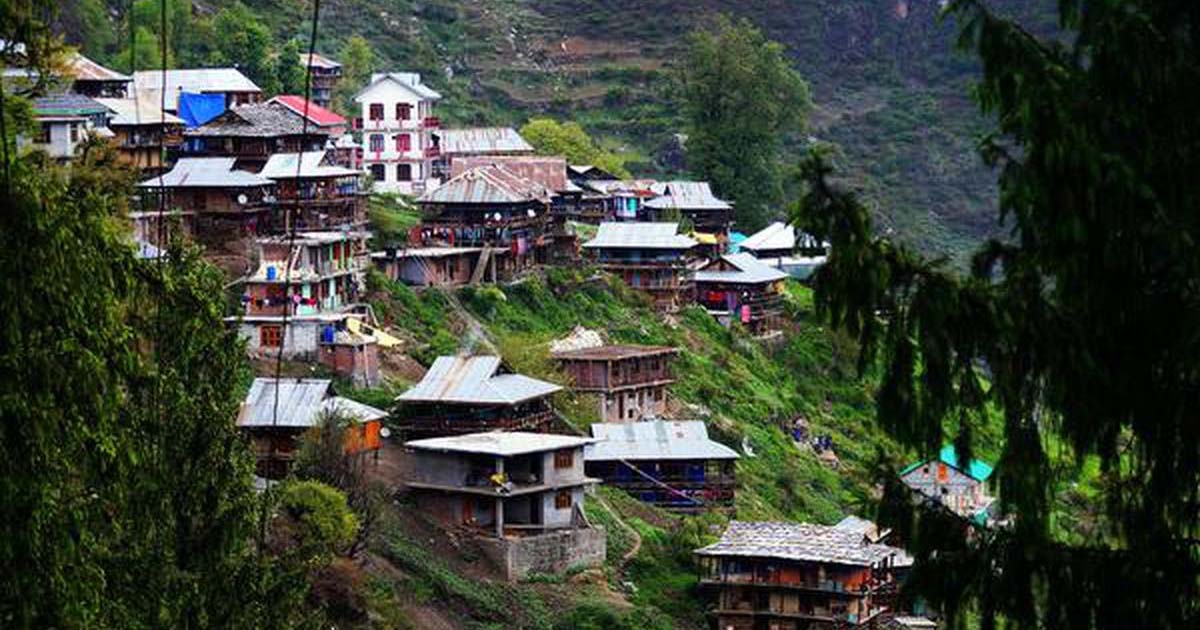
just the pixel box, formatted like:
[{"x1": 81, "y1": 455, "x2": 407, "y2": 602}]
[{"x1": 268, "y1": 95, "x2": 346, "y2": 127}]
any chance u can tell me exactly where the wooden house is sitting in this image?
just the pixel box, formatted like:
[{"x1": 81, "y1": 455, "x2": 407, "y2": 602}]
[
  {"x1": 582, "y1": 222, "x2": 698, "y2": 311},
  {"x1": 644, "y1": 181, "x2": 734, "y2": 236},
  {"x1": 66, "y1": 52, "x2": 131, "y2": 98},
  {"x1": 354, "y1": 72, "x2": 442, "y2": 194},
  {"x1": 552, "y1": 344, "x2": 677, "y2": 423},
  {"x1": 695, "y1": 253, "x2": 789, "y2": 334},
  {"x1": 136, "y1": 157, "x2": 275, "y2": 248},
  {"x1": 257, "y1": 150, "x2": 364, "y2": 231},
  {"x1": 415, "y1": 164, "x2": 556, "y2": 278},
  {"x1": 268, "y1": 95, "x2": 349, "y2": 137},
  {"x1": 695, "y1": 521, "x2": 910, "y2": 629},
  {"x1": 182, "y1": 101, "x2": 330, "y2": 172},
  {"x1": 395, "y1": 355, "x2": 562, "y2": 440},
  {"x1": 299, "y1": 52, "x2": 342, "y2": 109},
  {"x1": 401, "y1": 431, "x2": 605, "y2": 580},
  {"x1": 94, "y1": 96, "x2": 184, "y2": 173},
  {"x1": 585, "y1": 420, "x2": 739, "y2": 512},
  {"x1": 371, "y1": 246, "x2": 485, "y2": 287},
  {"x1": 900, "y1": 445, "x2": 995, "y2": 524},
  {"x1": 237, "y1": 377, "x2": 387, "y2": 479}
]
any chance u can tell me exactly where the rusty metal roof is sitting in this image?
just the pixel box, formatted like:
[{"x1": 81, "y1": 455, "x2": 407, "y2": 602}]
[
  {"x1": 68, "y1": 52, "x2": 130, "y2": 82},
  {"x1": 437, "y1": 127, "x2": 534, "y2": 155},
  {"x1": 418, "y1": 163, "x2": 553, "y2": 205},
  {"x1": 450, "y1": 155, "x2": 574, "y2": 192},
  {"x1": 552, "y1": 344, "x2": 677, "y2": 361},
  {"x1": 398, "y1": 356, "x2": 562, "y2": 405}
]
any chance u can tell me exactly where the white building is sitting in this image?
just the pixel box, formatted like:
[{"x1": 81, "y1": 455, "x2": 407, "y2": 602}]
[{"x1": 353, "y1": 72, "x2": 442, "y2": 195}]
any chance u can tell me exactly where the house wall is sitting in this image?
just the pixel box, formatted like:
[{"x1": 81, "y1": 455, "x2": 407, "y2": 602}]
[
  {"x1": 900, "y1": 461, "x2": 984, "y2": 514},
  {"x1": 237, "y1": 319, "x2": 321, "y2": 359},
  {"x1": 539, "y1": 486, "x2": 586, "y2": 528},
  {"x1": 405, "y1": 451, "x2": 473, "y2": 487},
  {"x1": 318, "y1": 342, "x2": 380, "y2": 387},
  {"x1": 539, "y1": 447, "x2": 586, "y2": 486},
  {"x1": 357, "y1": 78, "x2": 436, "y2": 194},
  {"x1": 476, "y1": 527, "x2": 606, "y2": 581}
]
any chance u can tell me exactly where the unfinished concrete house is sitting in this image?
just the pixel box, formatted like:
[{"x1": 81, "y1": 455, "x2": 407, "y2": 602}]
[
  {"x1": 237, "y1": 377, "x2": 387, "y2": 479},
  {"x1": 583, "y1": 222, "x2": 698, "y2": 311},
  {"x1": 401, "y1": 431, "x2": 605, "y2": 580},
  {"x1": 395, "y1": 355, "x2": 563, "y2": 440},
  {"x1": 552, "y1": 344, "x2": 678, "y2": 422},
  {"x1": 585, "y1": 420, "x2": 739, "y2": 512},
  {"x1": 695, "y1": 521, "x2": 911, "y2": 629}
]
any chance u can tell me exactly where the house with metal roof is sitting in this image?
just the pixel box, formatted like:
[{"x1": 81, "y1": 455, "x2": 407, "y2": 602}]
[
  {"x1": 553, "y1": 344, "x2": 678, "y2": 423},
  {"x1": 401, "y1": 430, "x2": 605, "y2": 579},
  {"x1": 739, "y1": 221, "x2": 831, "y2": 280},
  {"x1": 644, "y1": 181, "x2": 734, "y2": 235},
  {"x1": 695, "y1": 253, "x2": 790, "y2": 334},
  {"x1": 182, "y1": 101, "x2": 331, "y2": 172},
  {"x1": 135, "y1": 157, "x2": 274, "y2": 249},
  {"x1": 25, "y1": 93, "x2": 111, "y2": 159},
  {"x1": 396, "y1": 355, "x2": 563, "y2": 439},
  {"x1": 298, "y1": 53, "x2": 342, "y2": 109},
  {"x1": 257, "y1": 150, "x2": 364, "y2": 230},
  {"x1": 354, "y1": 71, "x2": 442, "y2": 194},
  {"x1": 435, "y1": 127, "x2": 534, "y2": 159},
  {"x1": 583, "y1": 222, "x2": 698, "y2": 311},
  {"x1": 94, "y1": 96, "x2": 184, "y2": 172},
  {"x1": 132, "y1": 67, "x2": 262, "y2": 112},
  {"x1": 66, "y1": 52, "x2": 131, "y2": 97},
  {"x1": 238, "y1": 377, "x2": 387, "y2": 478},
  {"x1": 899, "y1": 445, "x2": 996, "y2": 523},
  {"x1": 585, "y1": 420, "x2": 739, "y2": 512},
  {"x1": 695, "y1": 521, "x2": 910, "y2": 628}
]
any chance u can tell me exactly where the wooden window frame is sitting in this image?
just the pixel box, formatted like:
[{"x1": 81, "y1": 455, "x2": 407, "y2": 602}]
[
  {"x1": 260, "y1": 324, "x2": 283, "y2": 348},
  {"x1": 554, "y1": 449, "x2": 573, "y2": 469},
  {"x1": 396, "y1": 102, "x2": 412, "y2": 120},
  {"x1": 554, "y1": 489, "x2": 572, "y2": 510}
]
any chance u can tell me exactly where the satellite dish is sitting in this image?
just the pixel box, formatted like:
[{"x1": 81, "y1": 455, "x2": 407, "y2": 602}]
[
  {"x1": 526, "y1": 209, "x2": 536, "y2": 218},
  {"x1": 237, "y1": 193, "x2": 249, "y2": 205},
  {"x1": 380, "y1": 427, "x2": 392, "y2": 439},
  {"x1": 493, "y1": 212, "x2": 502, "y2": 221}
]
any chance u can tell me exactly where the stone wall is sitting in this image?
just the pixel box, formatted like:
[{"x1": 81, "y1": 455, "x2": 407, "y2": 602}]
[{"x1": 478, "y1": 526, "x2": 606, "y2": 581}]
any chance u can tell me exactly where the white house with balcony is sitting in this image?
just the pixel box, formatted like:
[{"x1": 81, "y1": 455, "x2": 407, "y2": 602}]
[{"x1": 353, "y1": 72, "x2": 442, "y2": 195}]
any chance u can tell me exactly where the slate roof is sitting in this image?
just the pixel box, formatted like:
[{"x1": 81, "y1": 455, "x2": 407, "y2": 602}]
[
  {"x1": 259, "y1": 151, "x2": 359, "y2": 180},
  {"x1": 238, "y1": 378, "x2": 387, "y2": 428},
  {"x1": 405, "y1": 431, "x2": 594, "y2": 457},
  {"x1": 186, "y1": 102, "x2": 330, "y2": 138},
  {"x1": 355, "y1": 72, "x2": 441, "y2": 101},
  {"x1": 398, "y1": 356, "x2": 562, "y2": 406},
  {"x1": 68, "y1": 52, "x2": 130, "y2": 82},
  {"x1": 268, "y1": 95, "x2": 346, "y2": 127},
  {"x1": 586, "y1": 420, "x2": 740, "y2": 462},
  {"x1": 94, "y1": 96, "x2": 185, "y2": 126},
  {"x1": 900, "y1": 444, "x2": 995, "y2": 482},
  {"x1": 645, "y1": 181, "x2": 732, "y2": 211},
  {"x1": 694, "y1": 521, "x2": 901, "y2": 567},
  {"x1": 138, "y1": 157, "x2": 273, "y2": 188},
  {"x1": 32, "y1": 93, "x2": 108, "y2": 118},
  {"x1": 132, "y1": 68, "x2": 261, "y2": 110},
  {"x1": 450, "y1": 155, "x2": 575, "y2": 192},
  {"x1": 418, "y1": 164, "x2": 553, "y2": 205},
  {"x1": 437, "y1": 127, "x2": 534, "y2": 155},
  {"x1": 582, "y1": 222, "x2": 697, "y2": 250},
  {"x1": 695, "y1": 253, "x2": 789, "y2": 285},
  {"x1": 552, "y1": 344, "x2": 677, "y2": 361}
]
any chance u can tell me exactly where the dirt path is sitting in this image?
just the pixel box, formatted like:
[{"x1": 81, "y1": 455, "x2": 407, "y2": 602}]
[
  {"x1": 441, "y1": 289, "x2": 499, "y2": 355},
  {"x1": 594, "y1": 494, "x2": 642, "y2": 570}
]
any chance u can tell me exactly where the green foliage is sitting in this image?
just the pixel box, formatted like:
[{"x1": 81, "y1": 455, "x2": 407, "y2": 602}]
[
  {"x1": 334, "y1": 34, "x2": 373, "y2": 116},
  {"x1": 554, "y1": 600, "x2": 672, "y2": 630},
  {"x1": 794, "y1": 1, "x2": 1200, "y2": 627},
  {"x1": 679, "y1": 15, "x2": 810, "y2": 231},
  {"x1": 211, "y1": 2, "x2": 275, "y2": 92},
  {"x1": 274, "y1": 39, "x2": 307, "y2": 97},
  {"x1": 278, "y1": 480, "x2": 359, "y2": 555},
  {"x1": 366, "y1": 271, "x2": 458, "y2": 365},
  {"x1": 519, "y1": 118, "x2": 631, "y2": 178},
  {"x1": 368, "y1": 193, "x2": 422, "y2": 248}
]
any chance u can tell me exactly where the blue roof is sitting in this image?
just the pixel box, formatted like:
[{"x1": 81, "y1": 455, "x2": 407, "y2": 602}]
[{"x1": 901, "y1": 444, "x2": 994, "y2": 482}]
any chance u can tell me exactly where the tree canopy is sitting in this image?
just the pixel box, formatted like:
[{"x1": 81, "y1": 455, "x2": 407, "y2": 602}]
[
  {"x1": 519, "y1": 118, "x2": 631, "y2": 178},
  {"x1": 680, "y1": 15, "x2": 810, "y2": 232},
  {"x1": 795, "y1": 0, "x2": 1200, "y2": 627}
]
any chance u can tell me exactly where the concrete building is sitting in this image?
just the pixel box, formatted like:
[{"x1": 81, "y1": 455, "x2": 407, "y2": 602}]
[
  {"x1": 238, "y1": 377, "x2": 387, "y2": 478},
  {"x1": 696, "y1": 521, "x2": 910, "y2": 629},
  {"x1": 582, "y1": 222, "x2": 698, "y2": 311},
  {"x1": 396, "y1": 355, "x2": 562, "y2": 440},
  {"x1": 27, "y1": 94, "x2": 111, "y2": 159},
  {"x1": 695, "y1": 253, "x2": 790, "y2": 334},
  {"x1": 354, "y1": 72, "x2": 442, "y2": 194},
  {"x1": 552, "y1": 344, "x2": 677, "y2": 422},
  {"x1": 585, "y1": 420, "x2": 739, "y2": 512},
  {"x1": 899, "y1": 445, "x2": 995, "y2": 524},
  {"x1": 402, "y1": 431, "x2": 605, "y2": 580},
  {"x1": 132, "y1": 67, "x2": 262, "y2": 113}
]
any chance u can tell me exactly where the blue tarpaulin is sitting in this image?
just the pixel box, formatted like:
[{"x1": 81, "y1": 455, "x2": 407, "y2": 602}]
[{"x1": 178, "y1": 92, "x2": 225, "y2": 128}]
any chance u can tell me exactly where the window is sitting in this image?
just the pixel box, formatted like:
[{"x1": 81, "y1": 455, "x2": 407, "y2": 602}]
[
  {"x1": 369, "y1": 164, "x2": 386, "y2": 181},
  {"x1": 36, "y1": 124, "x2": 50, "y2": 144},
  {"x1": 396, "y1": 163, "x2": 412, "y2": 181},
  {"x1": 260, "y1": 325, "x2": 282, "y2": 347},
  {"x1": 554, "y1": 490, "x2": 572, "y2": 510},
  {"x1": 368, "y1": 134, "x2": 384, "y2": 152},
  {"x1": 554, "y1": 449, "x2": 573, "y2": 469},
  {"x1": 368, "y1": 103, "x2": 384, "y2": 120},
  {"x1": 69, "y1": 124, "x2": 79, "y2": 143},
  {"x1": 396, "y1": 103, "x2": 411, "y2": 120},
  {"x1": 395, "y1": 133, "x2": 412, "y2": 152}
]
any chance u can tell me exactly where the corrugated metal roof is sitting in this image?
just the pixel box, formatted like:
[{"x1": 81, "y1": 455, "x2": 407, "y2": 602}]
[
  {"x1": 437, "y1": 127, "x2": 534, "y2": 155},
  {"x1": 553, "y1": 344, "x2": 677, "y2": 361},
  {"x1": 694, "y1": 521, "x2": 903, "y2": 567},
  {"x1": 645, "y1": 181, "x2": 732, "y2": 210},
  {"x1": 418, "y1": 164, "x2": 553, "y2": 205},
  {"x1": 740, "y1": 221, "x2": 795, "y2": 252},
  {"x1": 405, "y1": 431, "x2": 594, "y2": 457},
  {"x1": 259, "y1": 150, "x2": 359, "y2": 180},
  {"x1": 695, "y1": 253, "x2": 789, "y2": 284},
  {"x1": 398, "y1": 356, "x2": 562, "y2": 405},
  {"x1": 356, "y1": 72, "x2": 442, "y2": 101},
  {"x1": 582, "y1": 222, "x2": 697, "y2": 250},
  {"x1": 300, "y1": 52, "x2": 341, "y2": 70},
  {"x1": 450, "y1": 156, "x2": 571, "y2": 192},
  {"x1": 132, "y1": 68, "x2": 261, "y2": 110},
  {"x1": 585, "y1": 420, "x2": 739, "y2": 462},
  {"x1": 238, "y1": 378, "x2": 387, "y2": 428},
  {"x1": 138, "y1": 157, "x2": 273, "y2": 188},
  {"x1": 94, "y1": 96, "x2": 184, "y2": 126},
  {"x1": 68, "y1": 52, "x2": 130, "y2": 82}
]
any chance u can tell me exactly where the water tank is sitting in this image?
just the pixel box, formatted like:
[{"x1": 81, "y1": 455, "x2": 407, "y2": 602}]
[{"x1": 266, "y1": 265, "x2": 277, "y2": 280}]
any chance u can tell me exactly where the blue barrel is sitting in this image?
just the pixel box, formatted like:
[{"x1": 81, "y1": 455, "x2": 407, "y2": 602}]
[
  {"x1": 266, "y1": 265, "x2": 277, "y2": 280},
  {"x1": 321, "y1": 325, "x2": 335, "y2": 344}
]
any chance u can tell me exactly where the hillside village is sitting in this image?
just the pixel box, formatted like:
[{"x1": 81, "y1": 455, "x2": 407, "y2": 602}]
[{"x1": 17, "y1": 50, "x2": 1006, "y2": 629}]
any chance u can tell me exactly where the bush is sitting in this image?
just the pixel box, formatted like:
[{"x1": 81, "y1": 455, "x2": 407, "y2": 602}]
[{"x1": 278, "y1": 480, "x2": 359, "y2": 554}]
